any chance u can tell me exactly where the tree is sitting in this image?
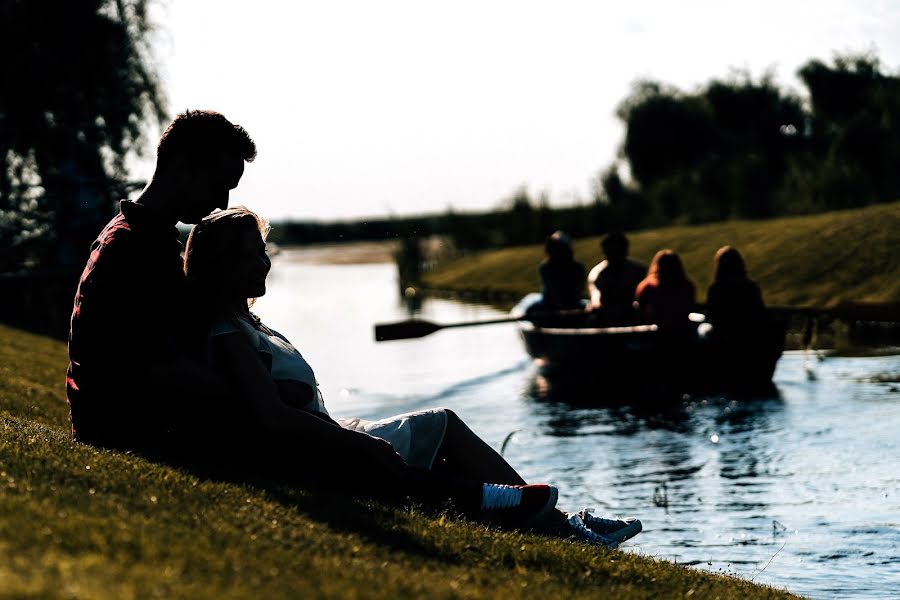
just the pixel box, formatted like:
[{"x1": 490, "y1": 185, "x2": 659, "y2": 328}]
[
  {"x1": 701, "y1": 74, "x2": 805, "y2": 218},
  {"x1": 799, "y1": 53, "x2": 900, "y2": 209},
  {"x1": 617, "y1": 81, "x2": 717, "y2": 186},
  {"x1": 0, "y1": 0, "x2": 165, "y2": 270},
  {"x1": 614, "y1": 73, "x2": 813, "y2": 223}
]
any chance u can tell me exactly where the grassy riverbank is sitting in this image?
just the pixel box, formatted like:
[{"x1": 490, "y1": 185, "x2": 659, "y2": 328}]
[
  {"x1": 423, "y1": 201, "x2": 900, "y2": 308},
  {"x1": 0, "y1": 323, "x2": 798, "y2": 599}
]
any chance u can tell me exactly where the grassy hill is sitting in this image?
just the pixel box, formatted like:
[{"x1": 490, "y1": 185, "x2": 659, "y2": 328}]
[
  {"x1": 423, "y1": 201, "x2": 900, "y2": 308},
  {"x1": 0, "y1": 323, "x2": 798, "y2": 599}
]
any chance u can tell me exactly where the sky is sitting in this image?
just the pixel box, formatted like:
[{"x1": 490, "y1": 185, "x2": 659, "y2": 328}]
[{"x1": 139, "y1": 0, "x2": 900, "y2": 222}]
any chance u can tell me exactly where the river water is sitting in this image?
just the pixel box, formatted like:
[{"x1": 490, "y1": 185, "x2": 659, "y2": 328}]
[{"x1": 253, "y1": 254, "x2": 900, "y2": 599}]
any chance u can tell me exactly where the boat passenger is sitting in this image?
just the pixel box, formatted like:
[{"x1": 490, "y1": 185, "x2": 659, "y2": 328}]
[
  {"x1": 184, "y1": 207, "x2": 642, "y2": 547},
  {"x1": 703, "y1": 246, "x2": 783, "y2": 386},
  {"x1": 706, "y1": 246, "x2": 767, "y2": 341},
  {"x1": 635, "y1": 249, "x2": 696, "y2": 328},
  {"x1": 536, "y1": 231, "x2": 586, "y2": 312},
  {"x1": 587, "y1": 232, "x2": 646, "y2": 325}
]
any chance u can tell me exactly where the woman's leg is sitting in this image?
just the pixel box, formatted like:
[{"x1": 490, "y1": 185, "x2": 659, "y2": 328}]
[
  {"x1": 431, "y1": 411, "x2": 573, "y2": 530},
  {"x1": 432, "y1": 409, "x2": 527, "y2": 485}
]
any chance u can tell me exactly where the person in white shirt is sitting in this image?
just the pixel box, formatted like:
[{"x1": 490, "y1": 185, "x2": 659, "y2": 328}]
[{"x1": 587, "y1": 232, "x2": 646, "y2": 325}]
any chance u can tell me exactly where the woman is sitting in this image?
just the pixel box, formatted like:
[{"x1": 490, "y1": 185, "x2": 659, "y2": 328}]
[
  {"x1": 704, "y1": 246, "x2": 782, "y2": 385},
  {"x1": 706, "y1": 246, "x2": 766, "y2": 338},
  {"x1": 183, "y1": 207, "x2": 641, "y2": 547},
  {"x1": 635, "y1": 249, "x2": 696, "y2": 328}
]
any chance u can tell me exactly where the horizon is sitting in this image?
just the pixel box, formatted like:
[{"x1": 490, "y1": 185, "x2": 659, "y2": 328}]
[{"x1": 138, "y1": 0, "x2": 900, "y2": 222}]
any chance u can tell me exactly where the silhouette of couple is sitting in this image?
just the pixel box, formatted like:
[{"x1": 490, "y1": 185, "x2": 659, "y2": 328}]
[{"x1": 66, "y1": 110, "x2": 641, "y2": 547}]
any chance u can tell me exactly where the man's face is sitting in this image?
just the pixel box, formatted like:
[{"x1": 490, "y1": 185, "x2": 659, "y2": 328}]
[{"x1": 177, "y1": 154, "x2": 245, "y2": 224}]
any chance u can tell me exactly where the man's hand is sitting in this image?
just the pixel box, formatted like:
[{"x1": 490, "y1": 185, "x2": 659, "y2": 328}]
[{"x1": 351, "y1": 431, "x2": 407, "y2": 482}]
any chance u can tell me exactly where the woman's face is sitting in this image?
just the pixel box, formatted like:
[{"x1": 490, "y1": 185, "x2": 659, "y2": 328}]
[{"x1": 234, "y1": 227, "x2": 271, "y2": 299}]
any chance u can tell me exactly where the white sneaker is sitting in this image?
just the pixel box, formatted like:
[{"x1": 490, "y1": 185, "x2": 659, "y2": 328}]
[
  {"x1": 573, "y1": 509, "x2": 642, "y2": 544},
  {"x1": 566, "y1": 513, "x2": 621, "y2": 548}
]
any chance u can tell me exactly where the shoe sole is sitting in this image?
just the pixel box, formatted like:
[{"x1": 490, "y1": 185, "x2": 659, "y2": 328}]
[{"x1": 595, "y1": 519, "x2": 642, "y2": 544}]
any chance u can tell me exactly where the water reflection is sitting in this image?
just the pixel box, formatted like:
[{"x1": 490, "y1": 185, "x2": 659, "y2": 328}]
[
  {"x1": 521, "y1": 368, "x2": 792, "y2": 570},
  {"x1": 525, "y1": 370, "x2": 693, "y2": 433}
]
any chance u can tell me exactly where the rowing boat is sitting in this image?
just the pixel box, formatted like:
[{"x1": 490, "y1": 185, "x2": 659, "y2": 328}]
[{"x1": 512, "y1": 293, "x2": 785, "y2": 394}]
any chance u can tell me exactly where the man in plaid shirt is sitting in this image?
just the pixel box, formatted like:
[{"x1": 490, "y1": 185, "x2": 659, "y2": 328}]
[{"x1": 66, "y1": 110, "x2": 257, "y2": 452}]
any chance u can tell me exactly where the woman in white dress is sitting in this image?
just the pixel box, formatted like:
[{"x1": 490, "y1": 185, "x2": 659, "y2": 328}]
[{"x1": 182, "y1": 207, "x2": 641, "y2": 546}]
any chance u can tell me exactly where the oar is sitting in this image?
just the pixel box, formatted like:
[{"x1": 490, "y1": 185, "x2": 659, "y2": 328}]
[
  {"x1": 374, "y1": 310, "x2": 648, "y2": 341},
  {"x1": 375, "y1": 315, "x2": 527, "y2": 341}
]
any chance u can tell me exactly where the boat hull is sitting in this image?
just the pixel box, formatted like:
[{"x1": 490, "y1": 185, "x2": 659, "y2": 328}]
[{"x1": 513, "y1": 294, "x2": 785, "y2": 396}]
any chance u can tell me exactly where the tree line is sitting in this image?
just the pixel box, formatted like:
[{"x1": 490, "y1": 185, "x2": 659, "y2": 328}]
[{"x1": 266, "y1": 187, "x2": 602, "y2": 251}]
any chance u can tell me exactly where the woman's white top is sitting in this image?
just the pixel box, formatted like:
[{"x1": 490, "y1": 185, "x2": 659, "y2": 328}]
[{"x1": 210, "y1": 315, "x2": 329, "y2": 415}]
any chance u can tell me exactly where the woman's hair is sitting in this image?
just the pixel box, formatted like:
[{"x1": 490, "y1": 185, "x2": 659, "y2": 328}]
[
  {"x1": 544, "y1": 230, "x2": 574, "y2": 263},
  {"x1": 183, "y1": 206, "x2": 270, "y2": 307},
  {"x1": 648, "y1": 249, "x2": 689, "y2": 286},
  {"x1": 713, "y1": 245, "x2": 747, "y2": 282}
]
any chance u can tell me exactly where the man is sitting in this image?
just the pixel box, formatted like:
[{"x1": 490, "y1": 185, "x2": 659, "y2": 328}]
[
  {"x1": 587, "y1": 232, "x2": 646, "y2": 325},
  {"x1": 66, "y1": 110, "x2": 257, "y2": 451}
]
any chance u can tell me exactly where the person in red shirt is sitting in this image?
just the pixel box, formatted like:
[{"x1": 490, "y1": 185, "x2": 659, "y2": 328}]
[
  {"x1": 634, "y1": 249, "x2": 696, "y2": 328},
  {"x1": 66, "y1": 110, "x2": 257, "y2": 452}
]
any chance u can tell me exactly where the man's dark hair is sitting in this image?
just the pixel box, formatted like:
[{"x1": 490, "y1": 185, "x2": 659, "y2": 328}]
[
  {"x1": 601, "y1": 231, "x2": 629, "y2": 259},
  {"x1": 156, "y1": 109, "x2": 256, "y2": 169}
]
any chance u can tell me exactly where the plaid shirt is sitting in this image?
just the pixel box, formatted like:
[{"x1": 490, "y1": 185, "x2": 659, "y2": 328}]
[{"x1": 66, "y1": 201, "x2": 188, "y2": 448}]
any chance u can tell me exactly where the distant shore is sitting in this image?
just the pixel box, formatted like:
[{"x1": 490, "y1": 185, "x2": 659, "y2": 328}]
[
  {"x1": 274, "y1": 239, "x2": 398, "y2": 265},
  {"x1": 422, "y1": 201, "x2": 900, "y2": 309}
]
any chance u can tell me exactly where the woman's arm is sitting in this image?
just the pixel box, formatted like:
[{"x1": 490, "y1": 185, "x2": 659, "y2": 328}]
[
  {"x1": 634, "y1": 280, "x2": 652, "y2": 322},
  {"x1": 211, "y1": 332, "x2": 407, "y2": 476},
  {"x1": 587, "y1": 263, "x2": 602, "y2": 308}
]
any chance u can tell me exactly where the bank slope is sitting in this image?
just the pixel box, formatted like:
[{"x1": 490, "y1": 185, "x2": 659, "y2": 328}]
[
  {"x1": 0, "y1": 324, "x2": 798, "y2": 599},
  {"x1": 423, "y1": 201, "x2": 900, "y2": 308}
]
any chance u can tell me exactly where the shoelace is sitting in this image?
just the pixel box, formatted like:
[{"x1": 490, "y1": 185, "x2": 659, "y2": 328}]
[
  {"x1": 579, "y1": 510, "x2": 642, "y2": 541},
  {"x1": 580, "y1": 510, "x2": 624, "y2": 529},
  {"x1": 567, "y1": 514, "x2": 618, "y2": 548},
  {"x1": 481, "y1": 484, "x2": 523, "y2": 510}
]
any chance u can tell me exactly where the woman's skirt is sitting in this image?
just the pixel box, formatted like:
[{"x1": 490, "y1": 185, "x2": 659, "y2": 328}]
[{"x1": 337, "y1": 408, "x2": 449, "y2": 469}]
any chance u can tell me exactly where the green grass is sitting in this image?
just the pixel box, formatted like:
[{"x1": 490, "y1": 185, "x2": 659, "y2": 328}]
[
  {"x1": 423, "y1": 201, "x2": 900, "y2": 308},
  {"x1": 0, "y1": 324, "x2": 799, "y2": 599}
]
